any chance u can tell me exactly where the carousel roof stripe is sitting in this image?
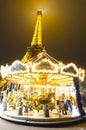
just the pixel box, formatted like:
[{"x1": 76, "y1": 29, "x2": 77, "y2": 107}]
[{"x1": 33, "y1": 49, "x2": 60, "y2": 64}]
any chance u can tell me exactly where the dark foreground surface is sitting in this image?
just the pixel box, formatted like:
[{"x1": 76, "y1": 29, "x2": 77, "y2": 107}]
[{"x1": 0, "y1": 118, "x2": 86, "y2": 130}]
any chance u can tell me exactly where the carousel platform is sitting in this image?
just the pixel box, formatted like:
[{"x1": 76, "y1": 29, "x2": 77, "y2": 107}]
[{"x1": 0, "y1": 104, "x2": 86, "y2": 127}]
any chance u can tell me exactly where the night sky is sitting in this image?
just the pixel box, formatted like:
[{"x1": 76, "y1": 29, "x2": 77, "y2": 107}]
[{"x1": 0, "y1": 0, "x2": 86, "y2": 69}]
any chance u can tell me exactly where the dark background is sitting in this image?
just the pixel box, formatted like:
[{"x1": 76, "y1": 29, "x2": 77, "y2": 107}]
[{"x1": 0, "y1": 0, "x2": 86, "y2": 69}]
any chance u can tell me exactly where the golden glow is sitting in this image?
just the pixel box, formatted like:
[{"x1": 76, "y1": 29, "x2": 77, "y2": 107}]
[{"x1": 31, "y1": 11, "x2": 42, "y2": 47}]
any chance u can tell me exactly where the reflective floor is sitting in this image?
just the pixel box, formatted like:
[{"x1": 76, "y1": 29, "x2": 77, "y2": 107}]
[{"x1": 0, "y1": 118, "x2": 86, "y2": 130}]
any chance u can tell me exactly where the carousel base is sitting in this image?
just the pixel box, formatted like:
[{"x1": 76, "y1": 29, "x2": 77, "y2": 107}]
[{"x1": 0, "y1": 109, "x2": 86, "y2": 127}]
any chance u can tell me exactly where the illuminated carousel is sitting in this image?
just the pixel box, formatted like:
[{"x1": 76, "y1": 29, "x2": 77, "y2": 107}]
[{"x1": 0, "y1": 11, "x2": 85, "y2": 126}]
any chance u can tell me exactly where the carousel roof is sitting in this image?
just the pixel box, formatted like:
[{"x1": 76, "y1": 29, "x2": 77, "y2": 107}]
[{"x1": 0, "y1": 49, "x2": 85, "y2": 86}]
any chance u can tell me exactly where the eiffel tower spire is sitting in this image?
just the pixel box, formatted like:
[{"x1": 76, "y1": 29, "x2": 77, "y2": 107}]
[
  {"x1": 22, "y1": 11, "x2": 43, "y2": 63},
  {"x1": 31, "y1": 10, "x2": 42, "y2": 47}
]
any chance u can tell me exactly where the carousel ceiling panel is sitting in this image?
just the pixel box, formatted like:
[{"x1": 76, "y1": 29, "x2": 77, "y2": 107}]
[
  {"x1": 32, "y1": 58, "x2": 58, "y2": 73},
  {"x1": 61, "y1": 63, "x2": 78, "y2": 77}
]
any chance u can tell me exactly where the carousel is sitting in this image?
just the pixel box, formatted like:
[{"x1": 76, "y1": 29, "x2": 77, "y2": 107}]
[{"x1": 0, "y1": 11, "x2": 85, "y2": 125}]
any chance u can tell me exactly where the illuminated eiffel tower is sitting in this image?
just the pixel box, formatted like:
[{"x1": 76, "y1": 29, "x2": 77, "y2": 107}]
[{"x1": 22, "y1": 11, "x2": 43, "y2": 63}]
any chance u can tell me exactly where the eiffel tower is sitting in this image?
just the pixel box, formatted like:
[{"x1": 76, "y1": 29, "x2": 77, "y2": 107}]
[{"x1": 22, "y1": 11, "x2": 43, "y2": 63}]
